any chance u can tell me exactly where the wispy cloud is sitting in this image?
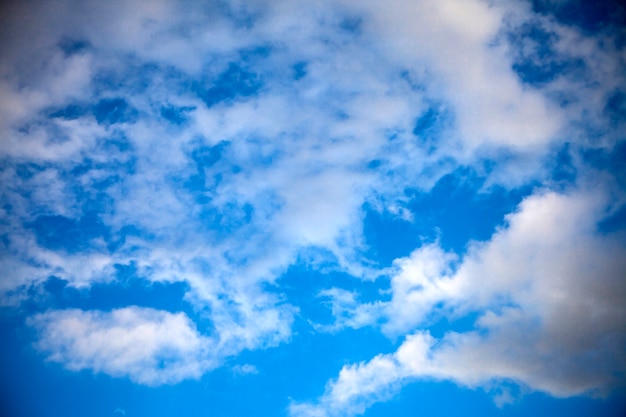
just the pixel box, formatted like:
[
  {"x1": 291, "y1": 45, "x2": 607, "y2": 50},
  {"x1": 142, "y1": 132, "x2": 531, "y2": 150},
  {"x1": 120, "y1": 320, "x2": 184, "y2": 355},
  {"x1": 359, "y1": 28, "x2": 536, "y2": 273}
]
[{"x1": 231, "y1": 363, "x2": 259, "y2": 376}]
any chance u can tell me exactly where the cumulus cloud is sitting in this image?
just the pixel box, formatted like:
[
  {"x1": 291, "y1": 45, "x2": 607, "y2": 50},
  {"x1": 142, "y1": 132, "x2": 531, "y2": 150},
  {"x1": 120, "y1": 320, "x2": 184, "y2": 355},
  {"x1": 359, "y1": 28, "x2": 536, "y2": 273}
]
[
  {"x1": 28, "y1": 307, "x2": 214, "y2": 385},
  {"x1": 292, "y1": 189, "x2": 626, "y2": 416}
]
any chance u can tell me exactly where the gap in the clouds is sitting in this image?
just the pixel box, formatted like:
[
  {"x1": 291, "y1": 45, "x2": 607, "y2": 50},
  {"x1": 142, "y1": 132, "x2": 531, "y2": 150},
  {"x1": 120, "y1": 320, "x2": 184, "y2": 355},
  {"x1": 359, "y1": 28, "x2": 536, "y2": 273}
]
[
  {"x1": 71, "y1": 159, "x2": 134, "y2": 192},
  {"x1": 218, "y1": 0, "x2": 261, "y2": 30},
  {"x1": 179, "y1": 137, "x2": 285, "y2": 238},
  {"x1": 605, "y1": 90, "x2": 626, "y2": 126},
  {"x1": 595, "y1": 142, "x2": 626, "y2": 233},
  {"x1": 11, "y1": 161, "x2": 46, "y2": 180},
  {"x1": 413, "y1": 107, "x2": 439, "y2": 134},
  {"x1": 582, "y1": 141, "x2": 626, "y2": 233},
  {"x1": 198, "y1": 63, "x2": 263, "y2": 107},
  {"x1": 411, "y1": 103, "x2": 452, "y2": 153},
  {"x1": 92, "y1": 59, "x2": 195, "y2": 103},
  {"x1": 15, "y1": 138, "x2": 136, "y2": 251},
  {"x1": 93, "y1": 98, "x2": 139, "y2": 126},
  {"x1": 364, "y1": 168, "x2": 532, "y2": 264},
  {"x1": 507, "y1": 22, "x2": 586, "y2": 87},
  {"x1": 425, "y1": 309, "x2": 482, "y2": 340},
  {"x1": 531, "y1": 0, "x2": 626, "y2": 34},
  {"x1": 549, "y1": 143, "x2": 577, "y2": 185},
  {"x1": 25, "y1": 214, "x2": 109, "y2": 253},
  {"x1": 182, "y1": 138, "x2": 226, "y2": 199},
  {"x1": 22, "y1": 160, "x2": 130, "y2": 252},
  {"x1": 278, "y1": 257, "x2": 390, "y2": 327},
  {"x1": 160, "y1": 104, "x2": 196, "y2": 126},
  {"x1": 49, "y1": 103, "x2": 89, "y2": 120},
  {"x1": 180, "y1": 138, "x2": 258, "y2": 235},
  {"x1": 187, "y1": 139, "x2": 229, "y2": 175},
  {"x1": 57, "y1": 37, "x2": 91, "y2": 56},
  {"x1": 49, "y1": 98, "x2": 139, "y2": 126},
  {"x1": 199, "y1": 201, "x2": 255, "y2": 236},
  {"x1": 362, "y1": 205, "x2": 423, "y2": 266},
  {"x1": 339, "y1": 16, "x2": 363, "y2": 35},
  {"x1": 408, "y1": 103, "x2": 454, "y2": 158},
  {"x1": 239, "y1": 45, "x2": 272, "y2": 62},
  {"x1": 28, "y1": 272, "x2": 192, "y2": 319},
  {"x1": 582, "y1": 140, "x2": 626, "y2": 185},
  {"x1": 599, "y1": 204, "x2": 626, "y2": 234},
  {"x1": 293, "y1": 61, "x2": 307, "y2": 80}
]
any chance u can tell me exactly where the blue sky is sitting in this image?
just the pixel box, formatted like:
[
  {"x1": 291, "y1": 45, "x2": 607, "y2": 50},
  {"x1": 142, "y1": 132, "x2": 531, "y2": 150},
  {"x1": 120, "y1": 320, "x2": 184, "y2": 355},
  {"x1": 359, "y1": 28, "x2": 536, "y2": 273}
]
[{"x1": 1, "y1": 0, "x2": 625, "y2": 416}]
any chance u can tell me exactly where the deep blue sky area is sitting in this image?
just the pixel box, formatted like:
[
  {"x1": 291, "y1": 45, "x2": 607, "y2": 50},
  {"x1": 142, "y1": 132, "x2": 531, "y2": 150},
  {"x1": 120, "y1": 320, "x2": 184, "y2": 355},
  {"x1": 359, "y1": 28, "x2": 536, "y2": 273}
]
[{"x1": 1, "y1": 0, "x2": 625, "y2": 417}]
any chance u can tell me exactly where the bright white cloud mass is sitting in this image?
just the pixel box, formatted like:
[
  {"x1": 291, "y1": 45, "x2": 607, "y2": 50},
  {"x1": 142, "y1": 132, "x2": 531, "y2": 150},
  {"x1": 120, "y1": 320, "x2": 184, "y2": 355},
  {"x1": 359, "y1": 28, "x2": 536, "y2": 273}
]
[
  {"x1": 0, "y1": 0, "x2": 625, "y2": 416},
  {"x1": 29, "y1": 307, "x2": 212, "y2": 385},
  {"x1": 294, "y1": 190, "x2": 626, "y2": 416}
]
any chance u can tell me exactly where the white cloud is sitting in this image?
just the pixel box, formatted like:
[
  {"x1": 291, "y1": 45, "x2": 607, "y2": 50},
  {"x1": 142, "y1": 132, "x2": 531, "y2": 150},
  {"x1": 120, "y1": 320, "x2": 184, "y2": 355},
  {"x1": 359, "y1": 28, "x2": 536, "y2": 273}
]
[
  {"x1": 29, "y1": 307, "x2": 214, "y2": 385},
  {"x1": 295, "y1": 188, "x2": 626, "y2": 416},
  {"x1": 346, "y1": 0, "x2": 564, "y2": 153}
]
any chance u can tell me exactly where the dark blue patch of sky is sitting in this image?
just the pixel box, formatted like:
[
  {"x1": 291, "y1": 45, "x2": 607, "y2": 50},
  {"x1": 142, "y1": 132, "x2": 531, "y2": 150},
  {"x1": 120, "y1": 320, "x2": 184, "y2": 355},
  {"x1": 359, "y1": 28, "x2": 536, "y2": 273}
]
[
  {"x1": 292, "y1": 62, "x2": 307, "y2": 80},
  {"x1": 363, "y1": 169, "x2": 532, "y2": 265},
  {"x1": 531, "y1": 0, "x2": 626, "y2": 34},
  {"x1": 25, "y1": 214, "x2": 109, "y2": 253},
  {"x1": 508, "y1": 22, "x2": 586, "y2": 86},
  {"x1": 160, "y1": 105, "x2": 195, "y2": 126},
  {"x1": 199, "y1": 63, "x2": 263, "y2": 107},
  {"x1": 57, "y1": 37, "x2": 91, "y2": 56},
  {"x1": 39, "y1": 273, "x2": 190, "y2": 315}
]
